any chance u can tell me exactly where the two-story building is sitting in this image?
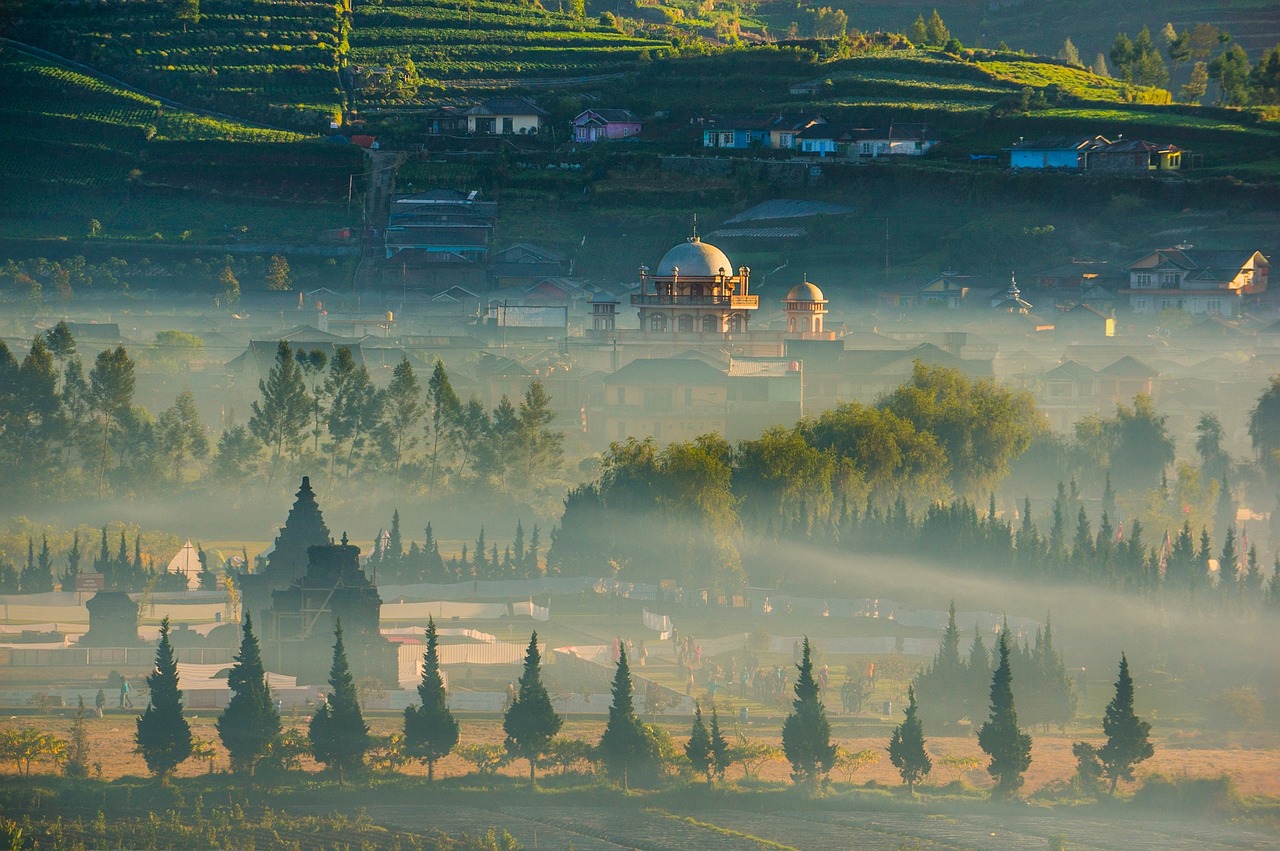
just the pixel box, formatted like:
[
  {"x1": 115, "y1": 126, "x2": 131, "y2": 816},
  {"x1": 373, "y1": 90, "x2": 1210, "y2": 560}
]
[{"x1": 1123, "y1": 248, "x2": 1270, "y2": 315}]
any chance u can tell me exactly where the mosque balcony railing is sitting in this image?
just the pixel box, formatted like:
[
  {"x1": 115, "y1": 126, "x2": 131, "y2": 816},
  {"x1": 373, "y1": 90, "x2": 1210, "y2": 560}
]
[{"x1": 630, "y1": 294, "x2": 758, "y2": 308}]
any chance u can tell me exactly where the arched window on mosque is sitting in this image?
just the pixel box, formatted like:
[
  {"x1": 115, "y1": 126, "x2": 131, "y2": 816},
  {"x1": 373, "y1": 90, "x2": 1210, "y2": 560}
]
[
  {"x1": 702, "y1": 315, "x2": 719, "y2": 333},
  {"x1": 649, "y1": 313, "x2": 667, "y2": 332},
  {"x1": 678, "y1": 315, "x2": 694, "y2": 333}
]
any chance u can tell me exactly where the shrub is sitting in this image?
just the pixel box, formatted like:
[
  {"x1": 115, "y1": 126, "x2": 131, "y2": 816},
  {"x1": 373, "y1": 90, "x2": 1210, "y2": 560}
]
[{"x1": 1133, "y1": 774, "x2": 1239, "y2": 817}]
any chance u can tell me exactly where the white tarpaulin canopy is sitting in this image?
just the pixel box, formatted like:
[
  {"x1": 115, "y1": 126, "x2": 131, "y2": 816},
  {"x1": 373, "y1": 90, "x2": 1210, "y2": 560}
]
[{"x1": 166, "y1": 541, "x2": 200, "y2": 590}]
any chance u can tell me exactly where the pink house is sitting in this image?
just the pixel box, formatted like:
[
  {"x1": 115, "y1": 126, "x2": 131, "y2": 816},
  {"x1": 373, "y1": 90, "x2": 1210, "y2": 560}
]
[{"x1": 572, "y1": 109, "x2": 642, "y2": 142}]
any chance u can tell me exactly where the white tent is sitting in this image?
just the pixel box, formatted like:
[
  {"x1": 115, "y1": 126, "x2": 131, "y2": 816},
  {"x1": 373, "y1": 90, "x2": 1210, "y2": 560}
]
[{"x1": 166, "y1": 540, "x2": 201, "y2": 590}]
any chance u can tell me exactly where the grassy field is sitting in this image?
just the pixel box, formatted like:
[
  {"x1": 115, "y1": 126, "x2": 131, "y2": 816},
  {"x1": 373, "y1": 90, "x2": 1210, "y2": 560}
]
[{"x1": 7, "y1": 713, "x2": 1280, "y2": 798}]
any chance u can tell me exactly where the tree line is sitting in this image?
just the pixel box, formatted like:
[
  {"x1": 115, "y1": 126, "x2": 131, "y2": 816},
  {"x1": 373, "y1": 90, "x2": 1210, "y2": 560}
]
[
  {"x1": 366, "y1": 512, "x2": 544, "y2": 584},
  {"x1": 548, "y1": 362, "x2": 1280, "y2": 597},
  {"x1": 0, "y1": 326, "x2": 565, "y2": 505},
  {"x1": 67, "y1": 615, "x2": 1153, "y2": 803}
]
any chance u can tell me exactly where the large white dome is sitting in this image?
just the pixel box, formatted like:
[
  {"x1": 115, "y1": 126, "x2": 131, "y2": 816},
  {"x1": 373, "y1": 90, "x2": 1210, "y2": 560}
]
[{"x1": 656, "y1": 237, "x2": 733, "y2": 277}]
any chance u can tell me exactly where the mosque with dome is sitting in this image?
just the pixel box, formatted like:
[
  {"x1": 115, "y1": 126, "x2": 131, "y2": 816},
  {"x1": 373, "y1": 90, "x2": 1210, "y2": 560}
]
[{"x1": 589, "y1": 228, "x2": 833, "y2": 351}]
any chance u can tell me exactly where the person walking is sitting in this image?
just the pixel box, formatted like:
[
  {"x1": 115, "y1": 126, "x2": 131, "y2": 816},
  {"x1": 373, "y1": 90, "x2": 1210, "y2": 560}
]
[
  {"x1": 119, "y1": 677, "x2": 132, "y2": 708},
  {"x1": 95, "y1": 688, "x2": 106, "y2": 718}
]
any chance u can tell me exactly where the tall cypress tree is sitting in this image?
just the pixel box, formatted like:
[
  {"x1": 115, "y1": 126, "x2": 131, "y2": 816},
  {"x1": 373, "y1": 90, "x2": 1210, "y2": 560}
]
[
  {"x1": 309, "y1": 620, "x2": 371, "y2": 783},
  {"x1": 135, "y1": 617, "x2": 192, "y2": 781},
  {"x1": 913, "y1": 601, "x2": 965, "y2": 731},
  {"x1": 503, "y1": 631, "x2": 561, "y2": 787},
  {"x1": 781, "y1": 637, "x2": 836, "y2": 788},
  {"x1": 217, "y1": 612, "x2": 281, "y2": 776},
  {"x1": 403, "y1": 616, "x2": 459, "y2": 782},
  {"x1": 598, "y1": 646, "x2": 654, "y2": 790},
  {"x1": 1099, "y1": 654, "x2": 1153, "y2": 794},
  {"x1": 964, "y1": 625, "x2": 991, "y2": 724},
  {"x1": 977, "y1": 630, "x2": 1032, "y2": 799},
  {"x1": 63, "y1": 531, "x2": 82, "y2": 588},
  {"x1": 888, "y1": 686, "x2": 931, "y2": 796}
]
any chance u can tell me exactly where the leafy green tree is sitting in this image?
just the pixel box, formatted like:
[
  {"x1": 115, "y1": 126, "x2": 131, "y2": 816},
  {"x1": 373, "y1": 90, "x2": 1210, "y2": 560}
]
[
  {"x1": 64, "y1": 696, "x2": 91, "y2": 779},
  {"x1": 265, "y1": 255, "x2": 293, "y2": 291},
  {"x1": 212, "y1": 425, "x2": 259, "y2": 483},
  {"x1": 1058, "y1": 37, "x2": 1081, "y2": 66},
  {"x1": 217, "y1": 612, "x2": 280, "y2": 776},
  {"x1": 173, "y1": 0, "x2": 199, "y2": 30},
  {"x1": 1248, "y1": 375, "x2": 1280, "y2": 483},
  {"x1": 88, "y1": 346, "x2": 136, "y2": 494},
  {"x1": 1103, "y1": 395, "x2": 1175, "y2": 494},
  {"x1": 248, "y1": 342, "x2": 310, "y2": 477},
  {"x1": 517, "y1": 380, "x2": 564, "y2": 490},
  {"x1": 1253, "y1": 44, "x2": 1280, "y2": 104},
  {"x1": 1098, "y1": 654, "x2": 1153, "y2": 793},
  {"x1": 426, "y1": 359, "x2": 461, "y2": 484},
  {"x1": 879, "y1": 362, "x2": 1040, "y2": 496},
  {"x1": 503, "y1": 632, "x2": 561, "y2": 787},
  {"x1": 977, "y1": 630, "x2": 1032, "y2": 799},
  {"x1": 297, "y1": 349, "x2": 329, "y2": 454},
  {"x1": 924, "y1": 9, "x2": 949, "y2": 46},
  {"x1": 135, "y1": 618, "x2": 192, "y2": 781},
  {"x1": 888, "y1": 686, "x2": 931, "y2": 795},
  {"x1": 219, "y1": 262, "x2": 240, "y2": 307},
  {"x1": 383, "y1": 357, "x2": 424, "y2": 478},
  {"x1": 598, "y1": 646, "x2": 655, "y2": 790},
  {"x1": 157, "y1": 390, "x2": 209, "y2": 483},
  {"x1": 44, "y1": 321, "x2": 76, "y2": 366},
  {"x1": 325, "y1": 347, "x2": 382, "y2": 477},
  {"x1": 1181, "y1": 60, "x2": 1210, "y2": 101},
  {"x1": 909, "y1": 14, "x2": 927, "y2": 45},
  {"x1": 309, "y1": 620, "x2": 371, "y2": 782},
  {"x1": 1209, "y1": 43, "x2": 1252, "y2": 105},
  {"x1": 403, "y1": 617, "x2": 459, "y2": 782},
  {"x1": 781, "y1": 637, "x2": 836, "y2": 788}
]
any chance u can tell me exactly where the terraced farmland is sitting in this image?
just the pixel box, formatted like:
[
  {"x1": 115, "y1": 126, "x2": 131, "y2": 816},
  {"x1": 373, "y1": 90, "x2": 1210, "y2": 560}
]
[
  {"x1": 8, "y1": 0, "x2": 347, "y2": 129},
  {"x1": 0, "y1": 49, "x2": 360, "y2": 242},
  {"x1": 348, "y1": 0, "x2": 667, "y2": 93}
]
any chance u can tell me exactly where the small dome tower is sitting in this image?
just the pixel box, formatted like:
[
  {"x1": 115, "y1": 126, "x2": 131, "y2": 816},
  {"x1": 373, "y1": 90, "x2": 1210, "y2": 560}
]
[{"x1": 784, "y1": 277, "x2": 828, "y2": 334}]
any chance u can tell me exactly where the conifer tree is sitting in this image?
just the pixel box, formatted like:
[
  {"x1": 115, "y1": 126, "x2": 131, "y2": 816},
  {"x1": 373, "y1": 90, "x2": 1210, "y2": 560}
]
[
  {"x1": 1218, "y1": 526, "x2": 1238, "y2": 590},
  {"x1": 309, "y1": 620, "x2": 371, "y2": 783},
  {"x1": 404, "y1": 617, "x2": 459, "y2": 782},
  {"x1": 914, "y1": 601, "x2": 966, "y2": 730},
  {"x1": 685, "y1": 702, "x2": 712, "y2": 782},
  {"x1": 217, "y1": 612, "x2": 280, "y2": 776},
  {"x1": 598, "y1": 646, "x2": 654, "y2": 790},
  {"x1": 781, "y1": 637, "x2": 836, "y2": 788},
  {"x1": 63, "y1": 531, "x2": 82, "y2": 588},
  {"x1": 1098, "y1": 654, "x2": 1153, "y2": 794},
  {"x1": 888, "y1": 686, "x2": 931, "y2": 796},
  {"x1": 977, "y1": 630, "x2": 1032, "y2": 799},
  {"x1": 964, "y1": 625, "x2": 991, "y2": 723},
  {"x1": 135, "y1": 617, "x2": 192, "y2": 781},
  {"x1": 503, "y1": 631, "x2": 561, "y2": 787},
  {"x1": 64, "y1": 695, "x2": 91, "y2": 778},
  {"x1": 709, "y1": 704, "x2": 730, "y2": 782}
]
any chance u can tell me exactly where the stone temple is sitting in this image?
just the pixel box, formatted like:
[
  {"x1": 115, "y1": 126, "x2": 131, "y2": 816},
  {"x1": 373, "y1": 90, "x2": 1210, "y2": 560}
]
[{"x1": 242, "y1": 478, "x2": 396, "y2": 688}]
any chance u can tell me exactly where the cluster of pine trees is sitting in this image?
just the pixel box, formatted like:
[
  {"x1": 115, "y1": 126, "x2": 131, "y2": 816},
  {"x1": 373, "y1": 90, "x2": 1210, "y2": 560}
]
[
  {"x1": 0, "y1": 326, "x2": 564, "y2": 504},
  {"x1": 913, "y1": 604, "x2": 1074, "y2": 736},
  {"x1": 366, "y1": 512, "x2": 543, "y2": 584}
]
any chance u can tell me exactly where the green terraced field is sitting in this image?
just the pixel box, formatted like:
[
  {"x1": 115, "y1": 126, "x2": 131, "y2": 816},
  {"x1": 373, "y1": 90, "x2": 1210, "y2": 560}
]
[{"x1": 0, "y1": 49, "x2": 360, "y2": 242}]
